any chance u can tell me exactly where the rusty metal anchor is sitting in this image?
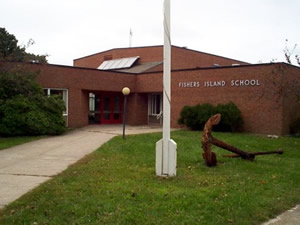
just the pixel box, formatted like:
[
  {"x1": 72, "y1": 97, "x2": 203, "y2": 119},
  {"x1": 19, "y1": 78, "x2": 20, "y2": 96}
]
[{"x1": 201, "y1": 114, "x2": 283, "y2": 167}]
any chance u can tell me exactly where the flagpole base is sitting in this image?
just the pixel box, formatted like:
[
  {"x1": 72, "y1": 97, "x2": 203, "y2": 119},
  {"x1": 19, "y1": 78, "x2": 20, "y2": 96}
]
[{"x1": 156, "y1": 138, "x2": 177, "y2": 177}]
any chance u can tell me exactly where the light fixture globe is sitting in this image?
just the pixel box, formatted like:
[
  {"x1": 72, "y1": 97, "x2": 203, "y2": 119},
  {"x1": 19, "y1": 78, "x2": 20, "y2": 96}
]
[{"x1": 122, "y1": 87, "x2": 130, "y2": 96}]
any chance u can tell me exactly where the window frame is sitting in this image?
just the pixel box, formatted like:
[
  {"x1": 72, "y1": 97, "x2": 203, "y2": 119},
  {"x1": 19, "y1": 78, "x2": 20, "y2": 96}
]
[
  {"x1": 148, "y1": 93, "x2": 162, "y2": 116},
  {"x1": 44, "y1": 88, "x2": 68, "y2": 116}
]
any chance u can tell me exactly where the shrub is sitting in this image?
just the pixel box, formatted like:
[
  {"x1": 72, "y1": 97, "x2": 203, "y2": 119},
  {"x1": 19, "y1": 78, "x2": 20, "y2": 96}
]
[
  {"x1": 178, "y1": 103, "x2": 216, "y2": 130},
  {"x1": 0, "y1": 69, "x2": 66, "y2": 136},
  {"x1": 214, "y1": 102, "x2": 243, "y2": 132},
  {"x1": 290, "y1": 118, "x2": 300, "y2": 135},
  {"x1": 178, "y1": 102, "x2": 243, "y2": 132}
]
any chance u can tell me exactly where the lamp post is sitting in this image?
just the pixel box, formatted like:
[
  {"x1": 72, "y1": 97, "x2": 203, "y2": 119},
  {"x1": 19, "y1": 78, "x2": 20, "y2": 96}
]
[{"x1": 122, "y1": 87, "x2": 130, "y2": 139}]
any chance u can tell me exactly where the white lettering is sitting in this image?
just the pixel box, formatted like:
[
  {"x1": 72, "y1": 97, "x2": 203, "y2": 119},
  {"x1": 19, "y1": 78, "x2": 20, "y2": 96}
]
[
  {"x1": 180, "y1": 79, "x2": 260, "y2": 88},
  {"x1": 204, "y1": 80, "x2": 226, "y2": 87},
  {"x1": 231, "y1": 79, "x2": 261, "y2": 87},
  {"x1": 178, "y1": 81, "x2": 201, "y2": 88}
]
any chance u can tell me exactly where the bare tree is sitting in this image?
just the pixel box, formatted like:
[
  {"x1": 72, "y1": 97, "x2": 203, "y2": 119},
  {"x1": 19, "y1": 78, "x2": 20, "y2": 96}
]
[
  {"x1": 296, "y1": 55, "x2": 300, "y2": 66},
  {"x1": 283, "y1": 39, "x2": 300, "y2": 66}
]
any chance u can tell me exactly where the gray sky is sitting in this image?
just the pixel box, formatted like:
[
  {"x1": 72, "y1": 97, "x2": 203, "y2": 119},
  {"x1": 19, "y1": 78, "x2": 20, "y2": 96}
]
[{"x1": 1, "y1": 0, "x2": 300, "y2": 66}]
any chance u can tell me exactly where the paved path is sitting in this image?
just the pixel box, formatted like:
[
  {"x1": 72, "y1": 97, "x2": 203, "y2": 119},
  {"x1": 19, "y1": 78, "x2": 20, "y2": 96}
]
[
  {"x1": 262, "y1": 205, "x2": 300, "y2": 225},
  {"x1": 0, "y1": 125, "x2": 162, "y2": 209}
]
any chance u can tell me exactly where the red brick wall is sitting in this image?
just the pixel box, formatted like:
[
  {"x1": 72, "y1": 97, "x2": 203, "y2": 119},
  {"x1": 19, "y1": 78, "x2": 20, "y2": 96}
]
[
  {"x1": 74, "y1": 46, "x2": 163, "y2": 68},
  {"x1": 135, "y1": 73, "x2": 163, "y2": 93},
  {"x1": 127, "y1": 93, "x2": 149, "y2": 126},
  {"x1": 135, "y1": 64, "x2": 291, "y2": 135},
  {"x1": 68, "y1": 88, "x2": 89, "y2": 127},
  {"x1": 282, "y1": 65, "x2": 300, "y2": 134},
  {"x1": 7, "y1": 62, "x2": 299, "y2": 135},
  {"x1": 27, "y1": 64, "x2": 136, "y2": 128},
  {"x1": 34, "y1": 64, "x2": 136, "y2": 92},
  {"x1": 74, "y1": 46, "x2": 248, "y2": 69},
  {"x1": 170, "y1": 47, "x2": 248, "y2": 70},
  {"x1": 172, "y1": 65, "x2": 287, "y2": 135}
]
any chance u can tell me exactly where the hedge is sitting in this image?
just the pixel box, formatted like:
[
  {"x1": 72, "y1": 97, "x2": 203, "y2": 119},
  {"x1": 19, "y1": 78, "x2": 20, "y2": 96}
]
[{"x1": 178, "y1": 102, "x2": 243, "y2": 132}]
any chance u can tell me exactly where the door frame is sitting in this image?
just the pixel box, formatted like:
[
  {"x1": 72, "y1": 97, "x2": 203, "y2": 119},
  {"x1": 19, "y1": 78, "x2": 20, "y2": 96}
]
[{"x1": 100, "y1": 93, "x2": 123, "y2": 124}]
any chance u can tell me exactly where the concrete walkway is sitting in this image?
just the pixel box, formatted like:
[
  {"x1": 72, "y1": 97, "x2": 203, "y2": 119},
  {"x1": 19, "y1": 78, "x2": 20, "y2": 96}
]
[
  {"x1": 262, "y1": 205, "x2": 300, "y2": 225},
  {"x1": 0, "y1": 125, "x2": 162, "y2": 209}
]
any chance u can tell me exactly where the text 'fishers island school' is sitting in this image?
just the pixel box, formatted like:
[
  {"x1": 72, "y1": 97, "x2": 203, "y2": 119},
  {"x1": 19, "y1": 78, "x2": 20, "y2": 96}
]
[{"x1": 25, "y1": 45, "x2": 300, "y2": 135}]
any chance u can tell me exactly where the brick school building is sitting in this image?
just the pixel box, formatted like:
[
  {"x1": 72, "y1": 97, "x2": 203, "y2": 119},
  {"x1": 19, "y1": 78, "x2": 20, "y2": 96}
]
[{"x1": 15, "y1": 46, "x2": 300, "y2": 135}]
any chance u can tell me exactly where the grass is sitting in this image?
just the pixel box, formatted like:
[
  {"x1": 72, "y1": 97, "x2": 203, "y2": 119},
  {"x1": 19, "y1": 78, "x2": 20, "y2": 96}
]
[
  {"x1": 0, "y1": 130, "x2": 299, "y2": 225},
  {"x1": 0, "y1": 136, "x2": 42, "y2": 150}
]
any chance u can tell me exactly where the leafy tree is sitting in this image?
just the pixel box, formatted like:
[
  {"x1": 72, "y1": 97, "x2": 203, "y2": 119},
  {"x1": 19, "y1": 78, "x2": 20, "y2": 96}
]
[
  {"x1": 0, "y1": 28, "x2": 19, "y2": 58},
  {"x1": 0, "y1": 27, "x2": 47, "y2": 63},
  {"x1": 0, "y1": 66, "x2": 66, "y2": 136}
]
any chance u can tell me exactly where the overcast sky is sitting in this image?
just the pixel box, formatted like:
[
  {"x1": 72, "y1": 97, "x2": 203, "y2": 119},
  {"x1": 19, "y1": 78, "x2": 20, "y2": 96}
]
[{"x1": 1, "y1": 0, "x2": 300, "y2": 66}]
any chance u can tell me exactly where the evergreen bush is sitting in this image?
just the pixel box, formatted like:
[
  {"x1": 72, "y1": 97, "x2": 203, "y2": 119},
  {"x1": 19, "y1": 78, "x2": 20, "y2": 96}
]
[
  {"x1": 214, "y1": 102, "x2": 243, "y2": 132},
  {"x1": 0, "y1": 68, "x2": 66, "y2": 136},
  {"x1": 178, "y1": 102, "x2": 243, "y2": 132}
]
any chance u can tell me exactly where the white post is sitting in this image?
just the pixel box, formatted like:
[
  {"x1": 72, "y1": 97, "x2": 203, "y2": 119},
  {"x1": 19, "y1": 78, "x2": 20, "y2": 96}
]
[
  {"x1": 163, "y1": 0, "x2": 171, "y2": 175},
  {"x1": 129, "y1": 28, "x2": 133, "y2": 48},
  {"x1": 156, "y1": 0, "x2": 177, "y2": 177}
]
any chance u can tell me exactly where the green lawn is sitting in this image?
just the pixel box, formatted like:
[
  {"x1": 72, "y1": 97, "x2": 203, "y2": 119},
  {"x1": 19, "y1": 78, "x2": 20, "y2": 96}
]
[
  {"x1": 0, "y1": 136, "x2": 42, "y2": 150},
  {"x1": 0, "y1": 131, "x2": 299, "y2": 225}
]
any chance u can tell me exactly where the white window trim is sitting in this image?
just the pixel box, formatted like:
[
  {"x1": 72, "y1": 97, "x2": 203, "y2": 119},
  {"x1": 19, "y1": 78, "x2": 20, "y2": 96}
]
[
  {"x1": 44, "y1": 88, "x2": 68, "y2": 116},
  {"x1": 148, "y1": 93, "x2": 162, "y2": 116}
]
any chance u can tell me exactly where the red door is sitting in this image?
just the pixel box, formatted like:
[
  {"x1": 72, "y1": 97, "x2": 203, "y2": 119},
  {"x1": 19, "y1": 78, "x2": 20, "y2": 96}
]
[{"x1": 101, "y1": 95, "x2": 123, "y2": 124}]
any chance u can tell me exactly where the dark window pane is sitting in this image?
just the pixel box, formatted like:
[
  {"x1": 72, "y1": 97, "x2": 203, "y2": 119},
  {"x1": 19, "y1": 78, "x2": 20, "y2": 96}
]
[
  {"x1": 104, "y1": 97, "x2": 110, "y2": 112},
  {"x1": 50, "y1": 90, "x2": 63, "y2": 99},
  {"x1": 114, "y1": 96, "x2": 120, "y2": 113},
  {"x1": 114, "y1": 113, "x2": 120, "y2": 120},
  {"x1": 155, "y1": 95, "x2": 161, "y2": 114},
  {"x1": 104, "y1": 97, "x2": 111, "y2": 120},
  {"x1": 104, "y1": 113, "x2": 110, "y2": 120},
  {"x1": 95, "y1": 95, "x2": 101, "y2": 111}
]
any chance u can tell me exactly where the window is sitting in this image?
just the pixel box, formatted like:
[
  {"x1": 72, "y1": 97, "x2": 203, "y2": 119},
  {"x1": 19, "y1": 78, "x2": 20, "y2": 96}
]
[
  {"x1": 149, "y1": 94, "x2": 162, "y2": 115},
  {"x1": 44, "y1": 88, "x2": 68, "y2": 116},
  {"x1": 98, "y1": 56, "x2": 140, "y2": 70},
  {"x1": 89, "y1": 93, "x2": 95, "y2": 111}
]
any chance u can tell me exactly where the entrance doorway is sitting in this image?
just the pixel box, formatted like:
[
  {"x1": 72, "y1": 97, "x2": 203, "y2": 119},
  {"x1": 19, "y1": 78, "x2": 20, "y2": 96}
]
[
  {"x1": 89, "y1": 92, "x2": 123, "y2": 124},
  {"x1": 148, "y1": 93, "x2": 163, "y2": 125}
]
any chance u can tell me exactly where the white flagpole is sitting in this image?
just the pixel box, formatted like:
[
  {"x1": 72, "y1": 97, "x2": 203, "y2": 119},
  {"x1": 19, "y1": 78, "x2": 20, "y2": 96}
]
[
  {"x1": 156, "y1": 0, "x2": 177, "y2": 177},
  {"x1": 163, "y1": 0, "x2": 171, "y2": 174},
  {"x1": 129, "y1": 28, "x2": 133, "y2": 48}
]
